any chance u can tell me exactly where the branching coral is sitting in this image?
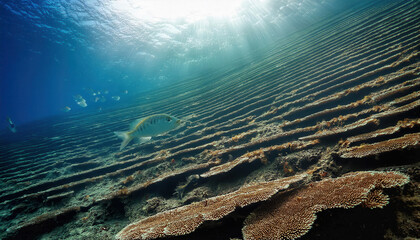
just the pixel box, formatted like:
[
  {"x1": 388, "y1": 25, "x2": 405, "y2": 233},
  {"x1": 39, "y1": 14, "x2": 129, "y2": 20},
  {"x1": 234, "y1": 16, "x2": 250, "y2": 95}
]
[
  {"x1": 115, "y1": 173, "x2": 307, "y2": 240},
  {"x1": 242, "y1": 171, "x2": 409, "y2": 240}
]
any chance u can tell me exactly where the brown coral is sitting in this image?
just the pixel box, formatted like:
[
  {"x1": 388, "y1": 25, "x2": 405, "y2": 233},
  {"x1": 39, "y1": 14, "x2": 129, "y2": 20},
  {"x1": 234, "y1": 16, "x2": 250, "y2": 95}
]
[
  {"x1": 230, "y1": 133, "x2": 247, "y2": 142},
  {"x1": 344, "y1": 118, "x2": 420, "y2": 145},
  {"x1": 340, "y1": 132, "x2": 420, "y2": 158},
  {"x1": 201, "y1": 140, "x2": 319, "y2": 178},
  {"x1": 115, "y1": 173, "x2": 308, "y2": 240},
  {"x1": 360, "y1": 189, "x2": 390, "y2": 209},
  {"x1": 301, "y1": 98, "x2": 420, "y2": 141},
  {"x1": 242, "y1": 171, "x2": 409, "y2": 240}
]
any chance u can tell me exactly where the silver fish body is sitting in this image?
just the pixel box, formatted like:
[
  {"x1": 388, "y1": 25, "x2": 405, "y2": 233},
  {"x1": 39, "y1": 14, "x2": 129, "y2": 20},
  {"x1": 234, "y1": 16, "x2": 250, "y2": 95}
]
[{"x1": 114, "y1": 114, "x2": 180, "y2": 150}]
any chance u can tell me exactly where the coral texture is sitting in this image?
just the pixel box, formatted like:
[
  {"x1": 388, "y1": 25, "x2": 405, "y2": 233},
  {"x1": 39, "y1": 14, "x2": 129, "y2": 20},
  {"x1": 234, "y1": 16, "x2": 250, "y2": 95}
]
[
  {"x1": 201, "y1": 140, "x2": 319, "y2": 178},
  {"x1": 346, "y1": 118, "x2": 420, "y2": 145},
  {"x1": 340, "y1": 132, "x2": 420, "y2": 158},
  {"x1": 242, "y1": 171, "x2": 409, "y2": 240},
  {"x1": 115, "y1": 173, "x2": 307, "y2": 240}
]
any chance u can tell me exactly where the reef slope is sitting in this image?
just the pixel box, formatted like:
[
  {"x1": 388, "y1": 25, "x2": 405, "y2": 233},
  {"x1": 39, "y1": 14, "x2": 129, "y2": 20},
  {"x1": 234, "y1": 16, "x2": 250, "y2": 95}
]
[{"x1": 0, "y1": 0, "x2": 419, "y2": 239}]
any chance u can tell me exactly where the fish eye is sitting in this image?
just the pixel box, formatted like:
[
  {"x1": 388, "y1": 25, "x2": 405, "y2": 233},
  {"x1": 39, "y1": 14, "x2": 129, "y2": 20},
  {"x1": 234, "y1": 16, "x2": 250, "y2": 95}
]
[{"x1": 167, "y1": 118, "x2": 171, "y2": 122}]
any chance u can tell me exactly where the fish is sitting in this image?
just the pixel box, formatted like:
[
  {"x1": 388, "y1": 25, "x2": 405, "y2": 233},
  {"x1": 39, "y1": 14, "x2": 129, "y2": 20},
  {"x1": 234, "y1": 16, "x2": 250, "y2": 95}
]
[
  {"x1": 114, "y1": 114, "x2": 181, "y2": 150},
  {"x1": 112, "y1": 96, "x2": 120, "y2": 101},
  {"x1": 61, "y1": 106, "x2": 71, "y2": 112},
  {"x1": 7, "y1": 116, "x2": 16, "y2": 133},
  {"x1": 74, "y1": 95, "x2": 88, "y2": 107},
  {"x1": 76, "y1": 99, "x2": 88, "y2": 107}
]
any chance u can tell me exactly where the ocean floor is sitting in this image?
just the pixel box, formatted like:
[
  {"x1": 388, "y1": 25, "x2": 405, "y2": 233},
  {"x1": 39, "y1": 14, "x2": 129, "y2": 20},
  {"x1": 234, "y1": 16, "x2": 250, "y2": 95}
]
[{"x1": 0, "y1": 0, "x2": 419, "y2": 239}]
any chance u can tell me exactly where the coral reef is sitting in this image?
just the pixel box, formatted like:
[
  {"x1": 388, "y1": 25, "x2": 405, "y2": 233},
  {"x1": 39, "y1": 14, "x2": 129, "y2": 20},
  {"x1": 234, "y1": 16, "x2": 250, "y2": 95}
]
[
  {"x1": 340, "y1": 132, "x2": 420, "y2": 158},
  {"x1": 115, "y1": 173, "x2": 307, "y2": 240},
  {"x1": 300, "y1": 98, "x2": 420, "y2": 141},
  {"x1": 345, "y1": 118, "x2": 420, "y2": 145},
  {"x1": 201, "y1": 140, "x2": 319, "y2": 178},
  {"x1": 242, "y1": 171, "x2": 409, "y2": 240}
]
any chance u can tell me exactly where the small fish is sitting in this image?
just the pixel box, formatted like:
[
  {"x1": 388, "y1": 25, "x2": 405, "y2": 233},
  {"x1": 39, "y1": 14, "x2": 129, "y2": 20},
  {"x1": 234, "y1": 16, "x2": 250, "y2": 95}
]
[
  {"x1": 74, "y1": 95, "x2": 88, "y2": 107},
  {"x1": 61, "y1": 106, "x2": 71, "y2": 112},
  {"x1": 112, "y1": 96, "x2": 120, "y2": 101},
  {"x1": 114, "y1": 114, "x2": 181, "y2": 150},
  {"x1": 124, "y1": 90, "x2": 128, "y2": 94},
  {"x1": 76, "y1": 99, "x2": 88, "y2": 107},
  {"x1": 7, "y1": 116, "x2": 16, "y2": 133}
]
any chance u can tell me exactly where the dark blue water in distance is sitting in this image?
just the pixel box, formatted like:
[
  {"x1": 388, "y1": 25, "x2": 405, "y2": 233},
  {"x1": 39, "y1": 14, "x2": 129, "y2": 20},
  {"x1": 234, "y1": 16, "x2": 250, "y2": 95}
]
[{"x1": 1, "y1": 0, "x2": 368, "y2": 130}]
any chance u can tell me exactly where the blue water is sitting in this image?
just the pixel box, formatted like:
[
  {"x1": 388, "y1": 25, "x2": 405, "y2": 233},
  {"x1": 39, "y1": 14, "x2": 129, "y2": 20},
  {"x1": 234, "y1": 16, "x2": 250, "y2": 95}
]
[{"x1": 0, "y1": 0, "x2": 366, "y2": 128}]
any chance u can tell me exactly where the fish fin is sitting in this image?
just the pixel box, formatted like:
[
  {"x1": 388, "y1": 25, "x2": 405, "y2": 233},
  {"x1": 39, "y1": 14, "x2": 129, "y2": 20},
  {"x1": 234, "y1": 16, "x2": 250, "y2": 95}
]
[
  {"x1": 8, "y1": 126, "x2": 16, "y2": 133},
  {"x1": 129, "y1": 118, "x2": 145, "y2": 130},
  {"x1": 138, "y1": 136, "x2": 152, "y2": 143},
  {"x1": 114, "y1": 131, "x2": 134, "y2": 150}
]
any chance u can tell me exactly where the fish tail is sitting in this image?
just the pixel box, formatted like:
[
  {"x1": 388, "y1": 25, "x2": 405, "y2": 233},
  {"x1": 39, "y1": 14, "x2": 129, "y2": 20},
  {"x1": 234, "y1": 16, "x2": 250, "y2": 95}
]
[{"x1": 114, "y1": 131, "x2": 134, "y2": 150}]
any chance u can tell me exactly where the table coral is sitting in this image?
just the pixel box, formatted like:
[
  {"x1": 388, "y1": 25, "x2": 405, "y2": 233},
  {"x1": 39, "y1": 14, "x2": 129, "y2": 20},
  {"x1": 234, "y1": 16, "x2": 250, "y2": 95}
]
[
  {"x1": 115, "y1": 173, "x2": 307, "y2": 240},
  {"x1": 242, "y1": 171, "x2": 409, "y2": 240}
]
